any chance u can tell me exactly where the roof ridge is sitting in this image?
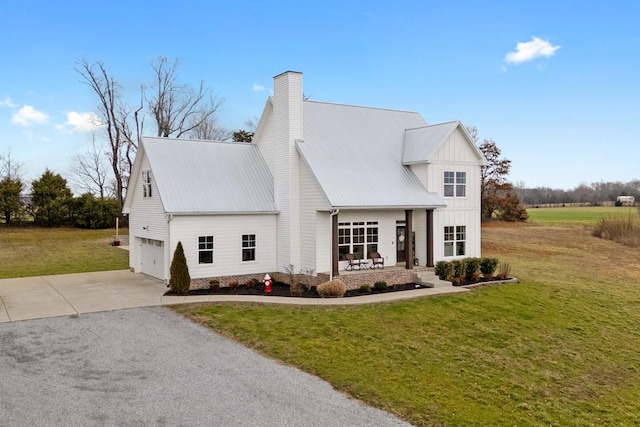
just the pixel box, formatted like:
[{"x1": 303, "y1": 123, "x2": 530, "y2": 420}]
[
  {"x1": 405, "y1": 120, "x2": 460, "y2": 131},
  {"x1": 143, "y1": 136, "x2": 248, "y2": 145},
  {"x1": 304, "y1": 99, "x2": 420, "y2": 115}
]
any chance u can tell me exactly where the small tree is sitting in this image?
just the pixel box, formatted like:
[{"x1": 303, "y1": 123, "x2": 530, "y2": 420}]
[
  {"x1": 31, "y1": 170, "x2": 73, "y2": 226},
  {"x1": 169, "y1": 241, "x2": 191, "y2": 294},
  {"x1": 0, "y1": 176, "x2": 23, "y2": 224}
]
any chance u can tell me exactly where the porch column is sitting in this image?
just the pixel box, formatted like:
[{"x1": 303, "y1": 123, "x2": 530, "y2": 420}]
[
  {"x1": 332, "y1": 212, "x2": 339, "y2": 277},
  {"x1": 426, "y1": 209, "x2": 434, "y2": 267},
  {"x1": 405, "y1": 209, "x2": 413, "y2": 270}
]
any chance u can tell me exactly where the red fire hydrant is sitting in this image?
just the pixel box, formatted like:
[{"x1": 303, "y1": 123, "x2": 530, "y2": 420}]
[{"x1": 263, "y1": 274, "x2": 272, "y2": 293}]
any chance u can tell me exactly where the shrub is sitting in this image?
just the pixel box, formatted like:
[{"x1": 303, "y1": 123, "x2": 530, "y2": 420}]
[
  {"x1": 592, "y1": 215, "x2": 640, "y2": 248},
  {"x1": 464, "y1": 257, "x2": 481, "y2": 282},
  {"x1": 359, "y1": 283, "x2": 371, "y2": 293},
  {"x1": 496, "y1": 261, "x2": 512, "y2": 280},
  {"x1": 247, "y1": 278, "x2": 260, "y2": 289},
  {"x1": 228, "y1": 281, "x2": 239, "y2": 290},
  {"x1": 317, "y1": 279, "x2": 346, "y2": 298},
  {"x1": 169, "y1": 241, "x2": 191, "y2": 295},
  {"x1": 451, "y1": 260, "x2": 464, "y2": 285},
  {"x1": 479, "y1": 258, "x2": 499, "y2": 280},
  {"x1": 209, "y1": 279, "x2": 220, "y2": 291},
  {"x1": 435, "y1": 261, "x2": 452, "y2": 280},
  {"x1": 373, "y1": 281, "x2": 388, "y2": 291}
]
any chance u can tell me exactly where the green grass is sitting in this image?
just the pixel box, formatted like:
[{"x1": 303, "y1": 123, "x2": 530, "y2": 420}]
[
  {"x1": 174, "y1": 218, "x2": 640, "y2": 426},
  {"x1": 0, "y1": 227, "x2": 129, "y2": 278},
  {"x1": 526, "y1": 205, "x2": 636, "y2": 225}
]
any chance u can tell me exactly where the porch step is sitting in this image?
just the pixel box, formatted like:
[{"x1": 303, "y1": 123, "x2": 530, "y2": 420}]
[{"x1": 417, "y1": 271, "x2": 452, "y2": 288}]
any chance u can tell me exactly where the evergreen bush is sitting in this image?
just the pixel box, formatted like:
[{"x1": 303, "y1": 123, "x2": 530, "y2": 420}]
[
  {"x1": 435, "y1": 261, "x2": 452, "y2": 280},
  {"x1": 480, "y1": 258, "x2": 499, "y2": 279},
  {"x1": 169, "y1": 241, "x2": 191, "y2": 295}
]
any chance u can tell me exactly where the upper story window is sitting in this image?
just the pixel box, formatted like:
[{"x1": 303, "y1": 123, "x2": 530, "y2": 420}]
[
  {"x1": 142, "y1": 170, "x2": 153, "y2": 198},
  {"x1": 444, "y1": 171, "x2": 466, "y2": 197},
  {"x1": 242, "y1": 234, "x2": 256, "y2": 262}
]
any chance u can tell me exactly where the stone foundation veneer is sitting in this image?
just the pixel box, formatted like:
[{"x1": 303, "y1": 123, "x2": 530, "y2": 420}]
[{"x1": 190, "y1": 267, "x2": 431, "y2": 291}]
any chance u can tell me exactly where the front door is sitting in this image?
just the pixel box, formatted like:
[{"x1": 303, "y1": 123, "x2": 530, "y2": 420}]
[{"x1": 396, "y1": 226, "x2": 406, "y2": 263}]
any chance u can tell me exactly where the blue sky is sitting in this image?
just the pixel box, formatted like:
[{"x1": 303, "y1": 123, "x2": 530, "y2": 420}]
[{"x1": 1, "y1": 0, "x2": 638, "y2": 191}]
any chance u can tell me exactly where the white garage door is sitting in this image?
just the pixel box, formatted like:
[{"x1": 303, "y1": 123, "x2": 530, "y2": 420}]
[{"x1": 140, "y1": 238, "x2": 165, "y2": 279}]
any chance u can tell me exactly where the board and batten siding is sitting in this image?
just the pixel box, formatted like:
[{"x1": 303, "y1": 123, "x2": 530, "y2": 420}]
[
  {"x1": 128, "y1": 154, "x2": 169, "y2": 275},
  {"x1": 409, "y1": 126, "x2": 483, "y2": 262},
  {"x1": 169, "y1": 214, "x2": 277, "y2": 279},
  {"x1": 300, "y1": 160, "x2": 330, "y2": 273}
]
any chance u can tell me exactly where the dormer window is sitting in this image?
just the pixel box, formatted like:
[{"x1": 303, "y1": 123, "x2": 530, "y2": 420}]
[{"x1": 142, "y1": 170, "x2": 153, "y2": 198}]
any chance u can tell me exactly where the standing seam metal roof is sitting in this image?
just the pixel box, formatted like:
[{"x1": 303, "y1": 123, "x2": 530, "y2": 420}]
[
  {"x1": 142, "y1": 137, "x2": 278, "y2": 214},
  {"x1": 298, "y1": 101, "x2": 445, "y2": 208}
]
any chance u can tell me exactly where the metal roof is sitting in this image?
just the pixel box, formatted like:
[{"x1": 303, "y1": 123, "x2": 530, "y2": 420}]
[
  {"x1": 402, "y1": 121, "x2": 460, "y2": 165},
  {"x1": 298, "y1": 101, "x2": 446, "y2": 209},
  {"x1": 142, "y1": 137, "x2": 278, "y2": 214}
]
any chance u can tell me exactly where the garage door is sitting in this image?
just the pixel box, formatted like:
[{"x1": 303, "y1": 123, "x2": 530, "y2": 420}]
[{"x1": 140, "y1": 238, "x2": 165, "y2": 279}]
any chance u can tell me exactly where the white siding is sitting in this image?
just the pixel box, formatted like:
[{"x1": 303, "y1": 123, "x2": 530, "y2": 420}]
[
  {"x1": 273, "y1": 72, "x2": 303, "y2": 271},
  {"x1": 300, "y1": 161, "x2": 330, "y2": 273},
  {"x1": 254, "y1": 101, "x2": 275, "y2": 177},
  {"x1": 409, "y1": 127, "x2": 483, "y2": 262},
  {"x1": 128, "y1": 154, "x2": 169, "y2": 276},
  {"x1": 170, "y1": 214, "x2": 277, "y2": 279}
]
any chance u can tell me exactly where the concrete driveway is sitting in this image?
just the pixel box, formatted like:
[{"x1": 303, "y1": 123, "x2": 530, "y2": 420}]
[
  {"x1": 0, "y1": 270, "x2": 468, "y2": 323},
  {"x1": 0, "y1": 307, "x2": 411, "y2": 426}
]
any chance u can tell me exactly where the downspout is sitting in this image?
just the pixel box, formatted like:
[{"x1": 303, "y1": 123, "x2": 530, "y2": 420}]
[
  {"x1": 329, "y1": 208, "x2": 339, "y2": 281},
  {"x1": 166, "y1": 214, "x2": 173, "y2": 286}
]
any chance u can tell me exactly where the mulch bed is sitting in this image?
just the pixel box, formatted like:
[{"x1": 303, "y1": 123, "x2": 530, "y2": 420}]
[{"x1": 165, "y1": 282, "x2": 427, "y2": 298}]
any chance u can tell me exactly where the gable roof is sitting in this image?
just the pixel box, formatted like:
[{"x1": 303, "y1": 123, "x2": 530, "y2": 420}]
[
  {"x1": 296, "y1": 101, "x2": 445, "y2": 209},
  {"x1": 128, "y1": 137, "x2": 278, "y2": 215},
  {"x1": 402, "y1": 121, "x2": 487, "y2": 165}
]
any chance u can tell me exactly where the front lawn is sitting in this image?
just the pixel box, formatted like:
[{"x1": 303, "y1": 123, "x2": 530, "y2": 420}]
[
  {"x1": 173, "y1": 216, "x2": 640, "y2": 426},
  {"x1": 0, "y1": 227, "x2": 129, "y2": 278}
]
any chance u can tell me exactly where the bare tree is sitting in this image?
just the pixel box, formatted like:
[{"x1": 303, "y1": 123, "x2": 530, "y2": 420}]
[
  {"x1": 70, "y1": 132, "x2": 111, "y2": 199},
  {"x1": 147, "y1": 57, "x2": 223, "y2": 138},
  {"x1": 76, "y1": 59, "x2": 138, "y2": 206},
  {"x1": 188, "y1": 112, "x2": 231, "y2": 141}
]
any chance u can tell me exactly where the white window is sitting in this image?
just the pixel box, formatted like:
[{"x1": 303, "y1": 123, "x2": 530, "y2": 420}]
[
  {"x1": 444, "y1": 226, "x2": 466, "y2": 257},
  {"x1": 338, "y1": 221, "x2": 378, "y2": 260},
  {"x1": 242, "y1": 234, "x2": 256, "y2": 262},
  {"x1": 444, "y1": 171, "x2": 466, "y2": 197},
  {"x1": 142, "y1": 170, "x2": 153, "y2": 198},
  {"x1": 198, "y1": 236, "x2": 214, "y2": 264}
]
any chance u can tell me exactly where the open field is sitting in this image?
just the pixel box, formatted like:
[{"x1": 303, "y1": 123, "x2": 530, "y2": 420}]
[
  {"x1": 173, "y1": 210, "x2": 640, "y2": 426},
  {"x1": 526, "y1": 205, "x2": 637, "y2": 225},
  {"x1": 0, "y1": 227, "x2": 129, "y2": 278}
]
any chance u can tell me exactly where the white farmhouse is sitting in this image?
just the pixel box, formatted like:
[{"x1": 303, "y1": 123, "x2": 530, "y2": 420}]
[{"x1": 123, "y1": 71, "x2": 487, "y2": 286}]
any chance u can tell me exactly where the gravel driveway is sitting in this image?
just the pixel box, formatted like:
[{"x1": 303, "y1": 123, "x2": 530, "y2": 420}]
[{"x1": 0, "y1": 307, "x2": 411, "y2": 426}]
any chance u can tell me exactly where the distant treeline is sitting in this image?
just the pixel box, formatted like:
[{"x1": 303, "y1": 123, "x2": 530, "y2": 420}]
[{"x1": 514, "y1": 179, "x2": 640, "y2": 205}]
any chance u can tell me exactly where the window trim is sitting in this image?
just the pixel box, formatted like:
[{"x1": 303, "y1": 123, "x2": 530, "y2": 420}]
[
  {"x1": 338, "y1": 221, "x2": 378, "y2": 261},
  {"x1": 242, "y1": 234, "x2": 256, "y2": 262},
  {"x1": 444, "y1": 170, "x2": 466, "y2": 198},
  {"x1": 198, "y1": 235, "x2": 214, "y2": 264},
  {"x1": 444, "y1": 225, "x2": 466, "y2": 257}
]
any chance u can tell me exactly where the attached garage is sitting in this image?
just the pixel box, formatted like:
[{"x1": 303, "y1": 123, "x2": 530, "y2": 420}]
[{"x1": 139, "y1": 238, "x2": 165, "y2": 279}]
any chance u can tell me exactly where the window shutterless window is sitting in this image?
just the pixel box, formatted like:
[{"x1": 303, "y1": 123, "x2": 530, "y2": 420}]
[
  {"x1": 242, "y1": 234, "x2": 256, "y2": 261},
  {"x1": 444, "y1": 171, "x2": 466, "y2": 197},
  {"x1": 198, "y1": 236, "x2": 214, "y2": 264},
  {"x1": 338, "y1": 221, "x2": 378, "y2": 261},
  {"x1": 444, "y1": 226, "x2": 465, "y2": 257},
  {"x1": 142, "y1": 170, "x2": 153, "y2": 198}
]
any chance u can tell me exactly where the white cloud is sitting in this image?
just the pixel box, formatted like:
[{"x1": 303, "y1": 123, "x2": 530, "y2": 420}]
[
  {"x1": 11, "y1": 105, "x2": 49, "y2": 126},
  {"x1": 66, "y1": 111, "x2": 102, "y2": 132},
  {"x1": 0, "y1": 96, "x2": 18, "y2": 108},
  {"x1": 505, "y1": 36, "x2": 560, "y2": 64},
  {"x1": 252, "y1": 84, "x2": 267, "y2": 92}
]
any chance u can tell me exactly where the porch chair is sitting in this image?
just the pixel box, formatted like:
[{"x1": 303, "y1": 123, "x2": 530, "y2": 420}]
[
  {"x1": 370, "y1": 252, "x2": 385, "y2": 269},
  {"x1": 344, "y1": 253, "x2": 362, "y2": 270}
]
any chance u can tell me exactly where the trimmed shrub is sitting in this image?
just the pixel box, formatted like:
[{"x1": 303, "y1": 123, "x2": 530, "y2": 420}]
[
  {"x1": 169, "y1": 241, "x2": 191, "y2": 295},
  {"x1": 317, "y1": 279, "x2": 346, "y2": 298},
  {"x1": 464, "y1": 257, "x2": 481, "y2": 282},
  {"x1": 359, "y1": 283, "x2": 371, "y2": 293},
  {"x1": 209, "y1": 279, "x2": 220, "y2": 291},
  {"x1": 479, "y1": 258, "x2": 499, "y2": 280},
  {"x1": 451, "y1": 260, "x2": 464, "y2": 285},
  {"x1": 373, "y1": 281, "x2": 388, "y2": 291},
  {"x1": 435, "y1": 261, "x2": 452, "y2": 280}
]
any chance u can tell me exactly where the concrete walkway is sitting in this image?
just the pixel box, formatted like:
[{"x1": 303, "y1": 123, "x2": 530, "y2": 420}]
[{"x1": 0, "y1": 270, "x2": 469, "y2": 323}]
